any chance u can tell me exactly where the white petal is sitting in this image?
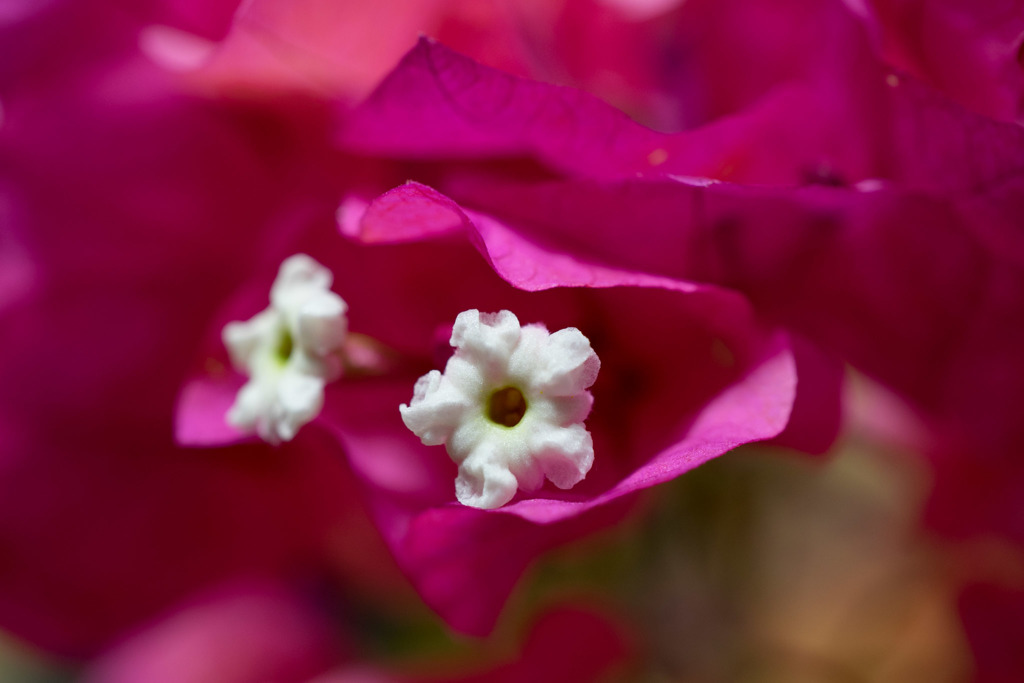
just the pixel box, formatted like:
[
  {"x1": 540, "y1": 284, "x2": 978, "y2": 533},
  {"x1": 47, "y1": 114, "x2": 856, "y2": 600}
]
[
  {"x1": 400, "y1": 371, "x2": 472, "y2": 446},
  {"x1": 523, "y1": 326, "x2": 600, "y2": 395},
  {"x1": 441, "y1": 355, "x2": 486, "y2": 399},
  {"x1": 455, "y1": 446, "x2": 520, "y2": 509},
  {"x1": 450, "y1": 309, "x2": 520, "y2": 382},
  {"x1": 226, "y1": 378, "x2": 271, "y2": 435},
  {"x1": 527, "y1": 422, "x2": 594, "y2": 490},
  {"x1": 222, "y1": 310, "x2": 280, "y2": 372},
  {"x1": 273, "y1": 369, "x2": 325, "y2": 442},
  {"x1": 547, "y1": 392, "x2": 595, "y2": 426},
  {"x1": 270, "y1": 254, "x2": 333, "y2": 311}
]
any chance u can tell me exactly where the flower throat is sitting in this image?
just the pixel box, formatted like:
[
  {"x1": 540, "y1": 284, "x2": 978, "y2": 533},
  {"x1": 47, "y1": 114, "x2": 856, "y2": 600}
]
[{"x1": 487, "y1": 386, "x2": 527, "y2": 427}]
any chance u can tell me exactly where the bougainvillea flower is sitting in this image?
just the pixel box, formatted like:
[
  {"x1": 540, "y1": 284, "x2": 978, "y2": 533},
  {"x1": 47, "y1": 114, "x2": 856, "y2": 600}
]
[
  {"x1": 13, "y1": 0, "x2": 1006, "y2": 668},
  {"x1": 335, "y1": 42, "x2": 1024, "y2": 678},
  {"x1": 339, "y1": 32, "x2": 1024, "y2": 458},
  {"x1": 178, "y1": 174, "x2": 839, "y2": 634}
]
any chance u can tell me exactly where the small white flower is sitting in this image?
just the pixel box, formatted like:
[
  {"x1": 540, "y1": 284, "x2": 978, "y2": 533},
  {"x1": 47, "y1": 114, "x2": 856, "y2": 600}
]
[
  {"x1": 400, "y1": 310, "x2": 600, "y2": 509},
  {"x1": 223, "y1": 254, "x2": 347, "y2": 444}
]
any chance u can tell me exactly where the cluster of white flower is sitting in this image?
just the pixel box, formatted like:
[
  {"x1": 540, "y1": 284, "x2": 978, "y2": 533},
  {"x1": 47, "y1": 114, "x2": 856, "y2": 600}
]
[{"x1": 224, "y1": 256, "x2": 599, "y2": 509}]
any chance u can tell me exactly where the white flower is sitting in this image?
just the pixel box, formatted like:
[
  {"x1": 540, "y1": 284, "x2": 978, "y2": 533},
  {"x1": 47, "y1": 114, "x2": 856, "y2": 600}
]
[
  {"x1": 400, "y1": 310, "x2": 600, "y2": 509},
  {"x1": 223, "y1": 254, "x2": 347, "y2": 444}
]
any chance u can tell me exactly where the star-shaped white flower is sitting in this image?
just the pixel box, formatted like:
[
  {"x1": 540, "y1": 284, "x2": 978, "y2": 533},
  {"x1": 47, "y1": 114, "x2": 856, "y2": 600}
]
[
  {"x1": 400, "y1": 310, "x2": 600, "y2": 509},
  {"x1": 223, "y1": 254, "x2": 347, "y2": 444}
]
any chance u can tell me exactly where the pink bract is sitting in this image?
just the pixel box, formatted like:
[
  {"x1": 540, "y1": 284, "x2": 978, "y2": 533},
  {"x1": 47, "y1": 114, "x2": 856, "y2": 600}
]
[
  {"x1": 178, "y1": 176, "x2": 839, "y2": 633},
  {"x1": 338, "y1": 31, "x2": 1024, "y2": 458}
]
